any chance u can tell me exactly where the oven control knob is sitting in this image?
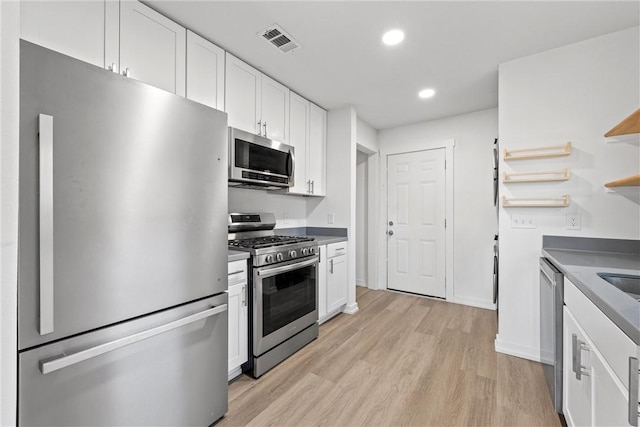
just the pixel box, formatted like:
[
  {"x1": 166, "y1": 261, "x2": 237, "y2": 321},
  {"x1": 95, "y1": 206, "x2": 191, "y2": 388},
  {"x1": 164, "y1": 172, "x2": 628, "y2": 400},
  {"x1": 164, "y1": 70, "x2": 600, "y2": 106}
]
[
  {"x1": 276, "y1": 253, "x2": 284, "y2": 262},
  {"x1": 289, "y1": 250, "x2": 297, "y2": 258},
  {"x1": 266, "y1": 254, "x2": 274, "y2": 263},
  {"x1": 302, "y1": 248, "x2": 309, "y2": 256}
]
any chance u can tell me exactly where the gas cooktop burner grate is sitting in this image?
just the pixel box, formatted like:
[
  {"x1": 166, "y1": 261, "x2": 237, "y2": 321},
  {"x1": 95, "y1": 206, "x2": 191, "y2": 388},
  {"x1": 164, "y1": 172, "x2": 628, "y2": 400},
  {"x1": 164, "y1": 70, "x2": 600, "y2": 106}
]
[{"x1": 229, "y1": 235, "x2": 315, "y2": 249}]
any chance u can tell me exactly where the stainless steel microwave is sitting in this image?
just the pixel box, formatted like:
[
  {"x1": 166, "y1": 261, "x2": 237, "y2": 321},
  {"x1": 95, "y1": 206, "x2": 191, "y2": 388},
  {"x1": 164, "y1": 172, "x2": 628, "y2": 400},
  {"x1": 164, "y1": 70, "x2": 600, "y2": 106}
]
[{"x1": 228, "y1": 127, "x2": 295, "y2": 190}]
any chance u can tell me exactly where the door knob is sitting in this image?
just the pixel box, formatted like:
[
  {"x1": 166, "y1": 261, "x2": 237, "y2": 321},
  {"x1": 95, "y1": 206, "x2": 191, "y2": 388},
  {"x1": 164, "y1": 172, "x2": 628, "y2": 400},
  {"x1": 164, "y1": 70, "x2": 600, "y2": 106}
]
[
  {"x1": 388, "y1": 230, "x2": 394, "y2": 236},
  {"x1": 389, "y1": 221, "x2": 394, "y2": 226}
]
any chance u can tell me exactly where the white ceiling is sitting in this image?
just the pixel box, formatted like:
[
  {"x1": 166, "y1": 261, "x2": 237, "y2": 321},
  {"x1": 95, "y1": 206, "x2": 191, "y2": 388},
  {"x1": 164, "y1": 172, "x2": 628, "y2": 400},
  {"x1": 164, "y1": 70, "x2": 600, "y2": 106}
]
[{"x1": 146, "y1": 1, "x2": 639, "y2": 130}]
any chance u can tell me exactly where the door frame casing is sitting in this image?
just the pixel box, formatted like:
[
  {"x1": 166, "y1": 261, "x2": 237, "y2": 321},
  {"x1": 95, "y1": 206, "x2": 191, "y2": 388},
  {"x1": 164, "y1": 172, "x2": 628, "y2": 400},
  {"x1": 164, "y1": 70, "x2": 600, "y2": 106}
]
[{"x1": 377, "y1": 139, "x2": 454, "y2": 301}]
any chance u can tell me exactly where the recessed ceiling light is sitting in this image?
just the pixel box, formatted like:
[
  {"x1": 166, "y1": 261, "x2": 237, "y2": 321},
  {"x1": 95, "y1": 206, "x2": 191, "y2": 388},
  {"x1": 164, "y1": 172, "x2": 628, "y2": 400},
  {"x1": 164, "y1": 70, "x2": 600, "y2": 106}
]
[
  {"x1": 418, "y1": 88, "x2": 436, "y2": 99},
  {"x1": 382, "y1": 29, "x2": 404, "y2": 46}
]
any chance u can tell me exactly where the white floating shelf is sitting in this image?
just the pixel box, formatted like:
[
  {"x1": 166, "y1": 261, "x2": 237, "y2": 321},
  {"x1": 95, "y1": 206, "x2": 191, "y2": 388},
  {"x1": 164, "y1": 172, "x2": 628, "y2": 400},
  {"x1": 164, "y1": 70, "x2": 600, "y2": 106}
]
[
  {"x1": 503, "y1": 168, "x2": 570, "y2": 183},
  {"x1": 502, "y1": 195, "x2": 569, "y2": 208},
  {"x1": 503, "y1": 142, "x2": 571, "y2": 161}
]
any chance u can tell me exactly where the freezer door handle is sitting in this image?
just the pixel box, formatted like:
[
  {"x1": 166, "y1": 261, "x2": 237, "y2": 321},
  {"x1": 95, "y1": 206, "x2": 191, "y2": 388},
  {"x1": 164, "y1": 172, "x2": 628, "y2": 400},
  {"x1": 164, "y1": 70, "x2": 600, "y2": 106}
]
[
  {"x1": 39, "y1": 303, "x2": 228, "y2": 374},
  {"x1": 39, "y1": 114, "x2": 55, "y2": 335}
]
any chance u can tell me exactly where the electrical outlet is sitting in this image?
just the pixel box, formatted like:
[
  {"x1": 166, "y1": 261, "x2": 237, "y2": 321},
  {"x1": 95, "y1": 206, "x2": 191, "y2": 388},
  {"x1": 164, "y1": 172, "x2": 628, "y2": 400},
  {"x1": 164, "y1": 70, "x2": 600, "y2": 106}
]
[
  {"x1": 566, "y1": 213, "x2": 581, "y2": 230},
  {"x1": 328, "y1": 213, "x2": 335, "y2": 224},
  {"x1": 511, "y1": 215, "x2": 536, "y2": 229}
]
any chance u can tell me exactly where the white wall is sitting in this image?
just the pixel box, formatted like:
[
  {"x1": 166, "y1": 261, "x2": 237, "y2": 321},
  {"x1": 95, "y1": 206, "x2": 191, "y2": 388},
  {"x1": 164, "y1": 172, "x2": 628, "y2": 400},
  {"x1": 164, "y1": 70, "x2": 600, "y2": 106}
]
[
  {"x1": 357, "y1": 117, "x2": 378, "y2": 153},
  {"x1": 496, "y1": 27, "x2": 640, "y2": 361},
  {"x1": 228, "y1": 187, "x2": 308, "y2": 229},
  {"x1": 378, "y1": 108, "x2": 498, "y2": 308},
  {"x1": 307, "y1": 106, "x2": 359, "y2": 314},
  {"x1": 355, "y1": 151, "x2": 368, "y2": 286},
  {"x1": 0, "y1": 1, "x2": 20, "y2": 424}
]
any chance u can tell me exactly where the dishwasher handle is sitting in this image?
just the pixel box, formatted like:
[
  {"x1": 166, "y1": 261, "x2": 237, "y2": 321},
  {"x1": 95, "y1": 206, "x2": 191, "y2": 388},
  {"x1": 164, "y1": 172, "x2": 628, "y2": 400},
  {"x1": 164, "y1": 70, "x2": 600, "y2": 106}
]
[{"x1": 39, "y1": 304, "x2": 228, "y2": 375}]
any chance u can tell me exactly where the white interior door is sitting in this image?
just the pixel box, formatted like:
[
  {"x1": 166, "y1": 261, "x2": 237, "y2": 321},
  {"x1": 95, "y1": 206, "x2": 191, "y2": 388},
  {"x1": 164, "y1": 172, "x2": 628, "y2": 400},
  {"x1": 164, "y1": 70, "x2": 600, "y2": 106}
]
[{"x1": 387, "y1": 149, "x2": 446, "y2": 298}]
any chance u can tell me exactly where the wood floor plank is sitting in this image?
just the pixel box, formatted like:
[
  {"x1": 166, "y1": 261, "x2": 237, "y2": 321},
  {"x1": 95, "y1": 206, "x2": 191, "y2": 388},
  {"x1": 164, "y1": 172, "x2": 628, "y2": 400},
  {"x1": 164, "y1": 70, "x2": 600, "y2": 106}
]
[{"x1": 219, "y1": 289, "x2": 562, "y2": 427}]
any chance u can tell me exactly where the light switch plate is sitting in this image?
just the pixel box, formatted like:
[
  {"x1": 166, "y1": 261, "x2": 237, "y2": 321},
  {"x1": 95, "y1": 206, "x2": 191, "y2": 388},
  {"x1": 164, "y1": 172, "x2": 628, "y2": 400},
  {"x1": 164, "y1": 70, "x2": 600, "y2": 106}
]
[
  {"x1": 328, "y1": 213, "x2": 335, "y2": 224},
  {"x1": 511, "y1": 214, "x2": 537, "y2": 229}
]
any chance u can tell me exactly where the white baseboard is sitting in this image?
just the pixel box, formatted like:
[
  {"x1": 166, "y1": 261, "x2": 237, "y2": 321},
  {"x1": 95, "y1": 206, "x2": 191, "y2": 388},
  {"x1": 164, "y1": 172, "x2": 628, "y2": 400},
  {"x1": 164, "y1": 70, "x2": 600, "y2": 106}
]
[
  {"x1": 343, "y1": 302, "x2": 359, "y2": 315},
  {"x1": 228, "y1": 366, "x2": 243, "y2": 382},
  {"x1": 451, "y1": 295, "x2": 496, "y2": 310},
  {"x1": 494, "y1": 335, "x2": 542, "y2": 363},
  {"x1": 356, "y1": 279, "x2": 367, "y2": 287}
]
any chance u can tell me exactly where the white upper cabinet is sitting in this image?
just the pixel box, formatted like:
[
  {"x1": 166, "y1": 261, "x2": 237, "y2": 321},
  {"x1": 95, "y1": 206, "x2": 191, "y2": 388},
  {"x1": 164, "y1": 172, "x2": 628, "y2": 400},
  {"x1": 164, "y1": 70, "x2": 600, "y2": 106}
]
[
  {"x1": 20, "y1": 0, "x2": 110, "y2": 68},
  {"x1": 225, "y1": 53, "x2": 289, "y2": 143},
  {"x1": 308, "y1": 103, "x2": 327, "y2": 196},
  {"x1": 288, "y1": 92, "x2": 310, "y2": 194},
  {"x1": 225, "y1": 53, "x2": 262, "y2": 135},
  {"x1": 186, "y1": 30, "x2": 225, "y2": 110},
  {"x1": 285, "y1": 96, "x2": 326, "y2": 196},
  {"x1": 119, "y1": 1, "x2": 186, "y2": 96},
  {"x1": 260, "y1": 75, "x2": 289, "y2": 143}
]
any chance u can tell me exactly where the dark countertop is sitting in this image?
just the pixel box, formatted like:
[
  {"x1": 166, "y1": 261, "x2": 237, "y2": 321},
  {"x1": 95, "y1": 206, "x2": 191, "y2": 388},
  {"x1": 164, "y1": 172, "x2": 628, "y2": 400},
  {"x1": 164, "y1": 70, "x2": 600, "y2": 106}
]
[
  {"x1": 310, "y1": 235, "x2": 348, "y2": 245},
  {"x1": 228, "y1": 250, "x2": 250, "y2": 262},
  {"x1": 542, "y1": 236, "x2": 640, "y2": 345}
]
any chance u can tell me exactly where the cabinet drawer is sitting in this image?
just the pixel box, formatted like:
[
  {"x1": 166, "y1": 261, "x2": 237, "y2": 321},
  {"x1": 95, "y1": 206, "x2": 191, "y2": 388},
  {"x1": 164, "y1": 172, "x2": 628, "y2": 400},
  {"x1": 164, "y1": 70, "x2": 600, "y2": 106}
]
[
  {"x1": 565, "y1": 278, "x2": 636, "y2": 389},
  {"x1": 327, "y1": 241, "x2": 347, "y2": 258},
  {"x1": 228, "y1": 260, "x2": 247, "y2": 285}
]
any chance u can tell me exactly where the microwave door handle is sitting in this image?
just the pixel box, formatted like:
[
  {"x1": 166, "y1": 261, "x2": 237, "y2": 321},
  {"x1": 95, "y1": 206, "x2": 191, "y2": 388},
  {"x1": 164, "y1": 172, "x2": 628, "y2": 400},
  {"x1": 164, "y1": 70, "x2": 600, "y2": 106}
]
[{"x1": 288, "y1": 149, "x2": 295, "y2": 180}]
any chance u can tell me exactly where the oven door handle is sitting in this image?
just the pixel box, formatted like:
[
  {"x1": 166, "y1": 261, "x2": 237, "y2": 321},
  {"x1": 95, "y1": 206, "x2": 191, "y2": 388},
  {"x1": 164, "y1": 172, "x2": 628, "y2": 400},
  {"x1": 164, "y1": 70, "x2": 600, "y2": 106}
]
[{"x1": 257, "y1": 257, "x2": 318, "y2": 277}]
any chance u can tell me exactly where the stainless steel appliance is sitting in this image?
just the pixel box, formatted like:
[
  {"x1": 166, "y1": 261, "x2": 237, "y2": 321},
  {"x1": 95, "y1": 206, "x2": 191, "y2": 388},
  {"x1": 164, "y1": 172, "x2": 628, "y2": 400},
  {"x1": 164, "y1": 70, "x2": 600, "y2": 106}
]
[
  {"x1": 228, "y1": 127, "x2": 295, "y2": 190},
  {"x1": 540, "y1": 257, "x2": 565, "y2": 414},
  {"x1": 18, "y1": 41, "x2": 229, "y2": 426},
  {"x1": 228, "y1": 213, "x2": 318, "y2": 378}
]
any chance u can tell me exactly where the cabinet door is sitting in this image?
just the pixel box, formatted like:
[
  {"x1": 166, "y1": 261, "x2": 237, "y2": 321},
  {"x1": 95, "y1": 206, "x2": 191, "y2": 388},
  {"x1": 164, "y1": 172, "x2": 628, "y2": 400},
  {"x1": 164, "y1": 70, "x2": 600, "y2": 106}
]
[
  {"x1": 227, "y1": 282, "x2": 248, "y2": 377},
  {"x1": 186, "y1": 31, "x2": 225, "y2": 110},
  {"x1": 592, "y1": 346, "x2": 633, "y2": 426},
  {"x1": 327, "y1": 253, "x2": 348, "y2": 313},
  {"x1": 318, "y1": 245, "x2": 328, "y2": 320},
  {"x1": 20, "y1": 0, "x2": 107, "y2": 68},
  {"x1": 288, "y1": 92, "x2": 310, "y2": 194},
  {"x1": 225, "y1": 53, "x2": 261, "y2": 134},
  {"x1": 308, "y1": 103, "x2": 327, "y2": 196},
  {"x1": 563, "y1": 307, "x2": 592, "y2": 427},
  {"x1": 119, "y1": 1, "x2": 186, "y2": 96},
  {"x1": 261, "y1": 75, "x2": 290, "y2": 143}
]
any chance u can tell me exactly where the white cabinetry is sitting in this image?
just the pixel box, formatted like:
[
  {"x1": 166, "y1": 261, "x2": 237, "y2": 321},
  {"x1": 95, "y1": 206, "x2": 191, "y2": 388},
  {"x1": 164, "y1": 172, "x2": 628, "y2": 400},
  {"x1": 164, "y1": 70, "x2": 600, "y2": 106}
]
[
  {"x1": 21, "y1": 1, "x2": 186, "y2": 96},
  {"x1": 119, "y1": 1, "x2": 186, "y2": 96},
  {"x1": 225, "y1": 53, "x2": 289, "y2": 143},
  {"x1": 286, "y1": 93, "x2": 326, "y2": 196},
  {"x1": 186, "y1": 30, "x2": 225, "y2": 110},
  {"x1": 227, "y1": 259, "x2": 248, "y2": 381},
  {"x1": 20, "y1": 0, "x2": 114, "y2": 68},
  {"x1": 563, "y1": 278, "x2": 639, "y2": 427},
  {"x1": 318, "y1": 241, "x2": 348, "y2": 323}
]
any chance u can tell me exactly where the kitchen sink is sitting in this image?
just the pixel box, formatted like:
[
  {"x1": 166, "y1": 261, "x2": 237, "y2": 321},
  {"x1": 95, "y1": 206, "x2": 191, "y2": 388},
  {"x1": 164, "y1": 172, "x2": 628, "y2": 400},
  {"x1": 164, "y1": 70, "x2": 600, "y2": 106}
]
[{"x1": 597, "y1": 273, "x2": 640, "y2": 300}]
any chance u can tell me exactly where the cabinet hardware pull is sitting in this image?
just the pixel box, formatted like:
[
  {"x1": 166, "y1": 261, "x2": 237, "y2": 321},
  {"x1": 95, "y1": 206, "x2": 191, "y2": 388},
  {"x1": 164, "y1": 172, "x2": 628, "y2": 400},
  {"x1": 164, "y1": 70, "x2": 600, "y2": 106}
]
[
  {"x1": 228, "y1": 270, "x2": 244, "y2": 276},
  {"x1": 263, "y1": 121, "x2": 267, "y2": 137},
  {"x1": 108, "y1": 63, "x2": 118, "y2": 73},
  {"x1": 257, "y1": 120, "x2": 262, "y2": 135},
  {"x1": 242, "y1": 286, "x2": 247, "y2": 307},
  {"x1": 629, "y1": 357, "x2": 639, "y2": 426},
  {"x1": 121, "y1": 68, "x2": 130, "y2": 77},
  {"x1": 330, "y1": 259, "x2": 334, "y2": 274},
  {"x1": 38, "y1": 114, "x2": 54, "y2": 335}
]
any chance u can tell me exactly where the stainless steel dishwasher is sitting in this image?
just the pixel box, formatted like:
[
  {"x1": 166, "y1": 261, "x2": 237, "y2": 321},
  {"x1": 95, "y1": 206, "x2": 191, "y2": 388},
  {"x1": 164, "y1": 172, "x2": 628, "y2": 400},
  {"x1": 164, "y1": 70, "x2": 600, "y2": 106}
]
[{"x1": 540, "y1": 257, "x2": 564, "y2": 414}]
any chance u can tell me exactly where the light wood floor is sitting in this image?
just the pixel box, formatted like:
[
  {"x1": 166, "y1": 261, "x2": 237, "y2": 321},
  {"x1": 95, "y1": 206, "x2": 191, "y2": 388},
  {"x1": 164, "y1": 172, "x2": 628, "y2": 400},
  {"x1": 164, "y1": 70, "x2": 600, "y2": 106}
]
[{"x1": 219, "y1": 287, "x2": 562, "y2": 427}]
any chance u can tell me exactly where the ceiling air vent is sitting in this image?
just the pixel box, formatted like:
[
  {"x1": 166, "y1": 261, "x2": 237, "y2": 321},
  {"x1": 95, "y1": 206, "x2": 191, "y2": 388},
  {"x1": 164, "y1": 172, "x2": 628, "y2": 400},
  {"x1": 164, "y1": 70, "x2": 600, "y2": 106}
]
[{"x1": 258, "y1": 24, "x2": 301, "y2": 54}]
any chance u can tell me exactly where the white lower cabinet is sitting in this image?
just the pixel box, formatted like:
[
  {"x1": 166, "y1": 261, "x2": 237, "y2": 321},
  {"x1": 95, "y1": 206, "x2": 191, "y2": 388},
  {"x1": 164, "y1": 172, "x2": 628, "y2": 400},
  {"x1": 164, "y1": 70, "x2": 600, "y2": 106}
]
[
  {"x1": 563, "y1": 278, "x2": 639, "y2": 427},
  {"x1": 318, "y1": 241, "x2": 348, "y2": 324},
  {"x1": 227, "y1": 259, "x2": 248, "y2": 381}
]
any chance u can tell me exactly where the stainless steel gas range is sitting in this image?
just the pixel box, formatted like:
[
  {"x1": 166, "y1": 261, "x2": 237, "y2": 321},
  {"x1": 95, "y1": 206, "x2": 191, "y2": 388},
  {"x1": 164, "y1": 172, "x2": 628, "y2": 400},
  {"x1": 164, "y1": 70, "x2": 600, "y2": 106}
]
[{"x1": 228, "y1": 213, "x2": 319, "y2": 378}]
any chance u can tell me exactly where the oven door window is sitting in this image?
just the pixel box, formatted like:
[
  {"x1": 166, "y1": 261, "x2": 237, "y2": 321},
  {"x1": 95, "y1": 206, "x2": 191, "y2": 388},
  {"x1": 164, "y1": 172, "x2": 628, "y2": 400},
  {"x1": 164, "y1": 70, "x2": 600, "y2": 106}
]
[
  {"x1": 235, "y1": 140, "x2": 289, "y2": 176},
  {"x1": 262, "y1": 264, "x2": 316, "y2": 336}
]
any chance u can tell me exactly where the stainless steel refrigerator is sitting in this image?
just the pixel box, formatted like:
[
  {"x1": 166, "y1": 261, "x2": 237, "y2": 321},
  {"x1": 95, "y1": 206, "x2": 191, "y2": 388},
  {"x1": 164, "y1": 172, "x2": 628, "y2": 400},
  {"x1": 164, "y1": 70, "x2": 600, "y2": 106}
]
[{"x1": 18, "y1": 41, "x2": 229, "y2": 426}]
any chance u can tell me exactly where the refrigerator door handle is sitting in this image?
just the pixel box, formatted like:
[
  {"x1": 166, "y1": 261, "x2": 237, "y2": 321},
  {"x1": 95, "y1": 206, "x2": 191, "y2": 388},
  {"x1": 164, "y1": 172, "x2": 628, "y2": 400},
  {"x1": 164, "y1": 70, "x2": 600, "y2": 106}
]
[
  {"x1": 39, "y1": 303, "x2": 228, "y2": 374},
  {"x1": 39, "y1": 114, "x2": 55, "y2": 335}
]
